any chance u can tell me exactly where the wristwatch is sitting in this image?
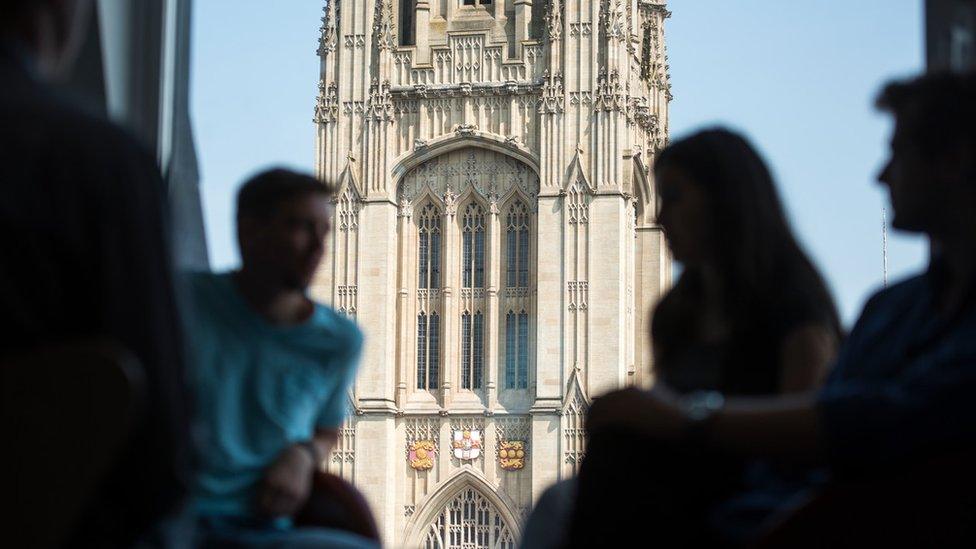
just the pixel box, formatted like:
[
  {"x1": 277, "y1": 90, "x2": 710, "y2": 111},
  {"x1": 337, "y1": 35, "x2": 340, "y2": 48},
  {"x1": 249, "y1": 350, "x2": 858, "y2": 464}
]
[{"x1": 682, "y1": 390, "x2": 725, "y2": 446}]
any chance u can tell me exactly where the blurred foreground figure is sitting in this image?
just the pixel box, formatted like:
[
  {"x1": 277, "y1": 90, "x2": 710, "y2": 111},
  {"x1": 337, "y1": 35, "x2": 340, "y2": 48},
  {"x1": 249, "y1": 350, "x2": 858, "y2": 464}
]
[
  {"x1": 0, "y1": 1, "x2": 191, "y2": 546},
  {"x1": 522, "y1": 129, "x2": 842, "y2": 549},
  {"x1": 185, "y1": 169, "x2": 377, "y2": 548},
  {"x1": 569, "y1": 72, "x2": 976, "y2": 548}
]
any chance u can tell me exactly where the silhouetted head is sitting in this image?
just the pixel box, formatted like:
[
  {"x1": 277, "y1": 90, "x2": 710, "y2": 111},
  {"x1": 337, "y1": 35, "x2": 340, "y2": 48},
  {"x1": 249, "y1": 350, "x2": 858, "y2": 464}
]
[
  {"x1": 651, "y1": 128, "x2": 840, "y2": 383},
  {"x1": 655, "y1": 129, "x2": 798, "y2": 278},
  {"x1": 236, "y1": 169, "x2": 334, "y2": 292},
  {"x1": 876, "y1": 72, "x2": 976, "y2": 237},
  {"x1": 0, "y1": 0, "x2": 93, "y2": 79}
]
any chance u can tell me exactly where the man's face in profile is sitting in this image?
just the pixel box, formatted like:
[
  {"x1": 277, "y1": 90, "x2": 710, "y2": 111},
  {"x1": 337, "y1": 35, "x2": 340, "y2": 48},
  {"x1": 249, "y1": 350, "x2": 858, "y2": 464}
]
[
  {"x1": 241, "y1": 193, "x2": 333, "y2": 291},
  {"x1": 879, "y1": 116, "x2": 938, "y2": 234}
]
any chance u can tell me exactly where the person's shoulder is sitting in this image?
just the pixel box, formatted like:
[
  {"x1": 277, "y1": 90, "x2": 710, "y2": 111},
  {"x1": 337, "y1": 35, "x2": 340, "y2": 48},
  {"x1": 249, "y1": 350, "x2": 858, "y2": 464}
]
[
  {"x1": 861, "y1": 273, "x2": 926, "y2": 314},
  {"x1": 181, "y1": 271, "x2": 237, "y2": 316}
]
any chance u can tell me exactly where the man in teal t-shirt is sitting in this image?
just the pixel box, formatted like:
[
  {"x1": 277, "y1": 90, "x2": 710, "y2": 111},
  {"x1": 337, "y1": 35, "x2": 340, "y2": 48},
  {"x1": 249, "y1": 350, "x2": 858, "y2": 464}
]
[{"x1": 185, "y1": 169, "x2": 374, "y2": 548}]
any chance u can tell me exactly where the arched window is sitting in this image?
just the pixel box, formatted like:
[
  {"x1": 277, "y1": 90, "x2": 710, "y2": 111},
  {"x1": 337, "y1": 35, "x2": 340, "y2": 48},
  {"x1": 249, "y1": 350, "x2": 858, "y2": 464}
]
[
  {"x1": 461, "y1": 203, "x2": 486, "y2": 289},
  {"x1": 417, "y1": 312, "x2": 440, "y2": 390},
  {"x1": 505, "y1": 202, "x2": 529, "y2": 288},
  {"x1": 419, "y1": 203, "x2": 441, "y2": 289},
  {"x1": 422, "y1": 486, "x2": 516, "y2": 549},
  {"x1": 461, "y1": 311, "x2": 484, "y2": 390},
  {"x1": 505, "y1": 311, "x2": 529, "y2": 389},
  {"x1": 400, "y1": 1, "x2": 415, "y2": 46}
]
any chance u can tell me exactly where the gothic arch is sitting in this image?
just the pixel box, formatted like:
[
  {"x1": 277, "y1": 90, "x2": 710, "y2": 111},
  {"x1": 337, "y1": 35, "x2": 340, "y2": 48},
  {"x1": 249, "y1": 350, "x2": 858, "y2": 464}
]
[
  {"x1": 397, "y1": 146, "x2": 541, "y2": 206},
  {"x1": 456, "y1": 184, "x2": 491, "y2": 213},
  {"x1": 391, "y1": 132, "x2": 541, "y2": 190},
  {"x1": 498, "y1": 184, "x2": 534, "y2": 213},
  {"x1": 404, "y1": 468, "x2": 523, "y2": 548},
  {"x1": 562, "y1": 146, "x2": 595, "y2": 194},
  {"x1": 335, "y1": 159, "x2": 364, "y2": 199},
  {"x1": 632, "y1": 153, "x2": 654, "y2": 224}
]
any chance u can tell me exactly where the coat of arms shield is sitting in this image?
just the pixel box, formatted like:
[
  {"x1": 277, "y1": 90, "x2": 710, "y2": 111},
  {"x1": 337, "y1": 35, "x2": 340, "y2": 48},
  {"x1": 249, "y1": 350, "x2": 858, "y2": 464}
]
[{"x1": 451, "y1": 429, "x2": 482, "y2": 461}]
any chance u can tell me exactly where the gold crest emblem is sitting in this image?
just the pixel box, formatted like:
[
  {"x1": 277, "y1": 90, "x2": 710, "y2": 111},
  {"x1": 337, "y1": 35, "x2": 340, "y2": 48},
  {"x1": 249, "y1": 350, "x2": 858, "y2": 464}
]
[
  {"x1": 498, "y1": 441, "x2": 526, "y2": 471},
  {"x1": 408, "y1": 440, "x2": 436, "y2": 471}
]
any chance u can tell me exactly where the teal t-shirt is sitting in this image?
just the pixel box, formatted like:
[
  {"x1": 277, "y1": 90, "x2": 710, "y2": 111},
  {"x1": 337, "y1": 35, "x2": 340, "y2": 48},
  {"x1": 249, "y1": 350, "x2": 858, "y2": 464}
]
[{"x1": 184, "y1": 272, "x2": 363, "y2": 518}]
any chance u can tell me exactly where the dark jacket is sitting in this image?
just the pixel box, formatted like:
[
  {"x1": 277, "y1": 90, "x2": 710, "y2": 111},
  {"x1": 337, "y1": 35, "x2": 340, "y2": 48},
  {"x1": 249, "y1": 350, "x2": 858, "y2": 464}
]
[{"x1": 0, "y1": 45, "x2": 190, "y2": 546}]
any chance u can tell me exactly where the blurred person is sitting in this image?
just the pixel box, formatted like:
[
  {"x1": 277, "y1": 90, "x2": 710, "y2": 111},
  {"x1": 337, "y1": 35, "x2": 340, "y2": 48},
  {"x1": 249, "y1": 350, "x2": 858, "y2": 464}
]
[
  {"x1": 1, "y1": 0, "x2": 191, "y2": 546},
  {"x1": 185, "y1": 169, "x2": 375, "y2": 548},
  {"x1": 521, "y1": 129, "x2": 841, "y2": 549},
  {"x1": 651, "y1": 129, "x2": 841, "y2": 396},
  {"x1": 569, "y1": 72, "x2": 976, "y2": 547}
]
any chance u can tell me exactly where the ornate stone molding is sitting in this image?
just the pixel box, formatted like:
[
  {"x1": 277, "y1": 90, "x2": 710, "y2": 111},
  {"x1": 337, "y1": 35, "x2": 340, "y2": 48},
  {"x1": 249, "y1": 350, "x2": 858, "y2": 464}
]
[
  {"x1": 389, "y1": 81, "x2": 541, "y2": 99},
  {"x1": 454, "y1": 123, "x2": 478, "y2": 137},
  {"x1": 545, "y1": 0, "x2": 563, "y2": 42},
  {"x1": 367, "y1": 78, "x2": 395, "y2": 122},
  {"x1": 317, "y1": 0, "x2": 339, "y2": 57},
  {"x1": 594, "y1": 68, "x2": 626, "y2": 112},
  {"x1": 314, "y1": 82, "x2": 339, "y2": 124},
  {"x1": 538, "y1": 70, "x2": 564, "y2": 114},
  {"x1": 601, "y1": 0, "x2": 627, "y2": 41},
  {"x1": 373, "y1": 0, "x2": 396, "y2": 51}
]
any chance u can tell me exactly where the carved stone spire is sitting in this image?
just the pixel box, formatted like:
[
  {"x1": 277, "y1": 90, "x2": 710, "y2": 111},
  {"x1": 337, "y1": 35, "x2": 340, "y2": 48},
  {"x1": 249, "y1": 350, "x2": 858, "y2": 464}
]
[
  {"x1": 318, "y1": 0, "x2": 339, "y2": 57},
  {"x1": 545, "y1": 0, "x2": 563, "y2": 42},
  {"x1": 373, "y1": 0, "x2": 396, "y2": 51}
]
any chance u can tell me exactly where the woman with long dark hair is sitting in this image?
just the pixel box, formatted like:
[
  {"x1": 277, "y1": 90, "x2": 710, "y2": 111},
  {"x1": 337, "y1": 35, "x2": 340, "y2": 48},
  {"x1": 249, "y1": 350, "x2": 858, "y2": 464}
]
[
  {"x1": 652, "y1": 128, "x2": 841, "y2": 396},
  {"x1": 563, "y1": 129, "x2": 844, "y2": 548}
]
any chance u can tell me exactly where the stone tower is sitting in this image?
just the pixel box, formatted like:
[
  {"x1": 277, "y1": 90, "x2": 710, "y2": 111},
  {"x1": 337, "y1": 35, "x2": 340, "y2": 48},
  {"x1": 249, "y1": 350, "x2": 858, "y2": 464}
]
[{"x1": 313, "y1": 1, "x2": 671, "y2": 546}]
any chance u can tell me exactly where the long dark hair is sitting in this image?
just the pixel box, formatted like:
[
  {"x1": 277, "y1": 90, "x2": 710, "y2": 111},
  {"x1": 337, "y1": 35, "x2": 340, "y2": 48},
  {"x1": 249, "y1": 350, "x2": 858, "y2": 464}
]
[{"x1": 651, "y1": 128, "x2": 841, "y2": 386}]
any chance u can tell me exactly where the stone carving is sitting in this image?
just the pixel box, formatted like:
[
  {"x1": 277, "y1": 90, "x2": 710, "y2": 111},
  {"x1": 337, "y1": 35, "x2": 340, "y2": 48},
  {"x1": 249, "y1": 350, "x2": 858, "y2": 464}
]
[
  {"x1": 538, "y1": 71, "x2": 564, "y2": 114},
  {"x1": 342, "y1": 34, "x2": 366, "y2": 49},
  {"x1": 569, "y1": 23, "x2": 593, "y2": 37},
  {"x1": 546, "y1": 0, "x2": 563, "y2": 42},
  {"x1": 498, "y1": 441, "x2": 527, "y2": 471},
  {"x1": 408, "y1": 440, "x2": 436, "y2": 471},
  {"x1": 398, "y1": 148, "x2": 540, "y2": 206},
  {"x1": 373, "y1": 0, "x2": 395, "y2": 51},
  {"x1": 454, "y1": 123, "x2": 478, "y2": 136},
  {"x1": 367, "y1": 79, "x2": 394, "y2": 121},
  {"x1": 314, "y1": 82, "x2": 339, "y2": 124},
  {"x1": 568, "y1": 281, "x2": 589, "y2": 310},
  {"x1": 595, "y1": 68, "x2": 625, "y2": 111},
  {"x1": 414, "y1": 138, "x2": 428, "y2": 150},
  {"x1": 452, "y1": 430, "x2": 483, "y2": 461},
  {"x1": 317, "y1": 0, "x2": 339, "y2": 56},
  {"x1": 601, "y1": 0, "x2": 627, "y2": 40}
]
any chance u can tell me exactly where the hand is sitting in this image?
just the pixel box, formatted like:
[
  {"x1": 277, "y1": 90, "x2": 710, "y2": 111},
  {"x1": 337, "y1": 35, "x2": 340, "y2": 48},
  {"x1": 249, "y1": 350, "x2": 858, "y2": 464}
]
[
  {"x1": 586, "y1": 385, "x2": 689, "y2": 440},
  {"x1": 257, "y1": 444, "x2": 316, "y2": 518}
]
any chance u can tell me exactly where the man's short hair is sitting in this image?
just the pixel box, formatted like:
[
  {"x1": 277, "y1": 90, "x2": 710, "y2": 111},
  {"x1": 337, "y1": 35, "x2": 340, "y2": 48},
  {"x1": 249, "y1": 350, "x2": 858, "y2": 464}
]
[
  {"x1": 236, "y1": 168, "x2": 334, "y2": 222},
  {"x1": 877, "y1": 72, "x2": 976, "y2": 159}
]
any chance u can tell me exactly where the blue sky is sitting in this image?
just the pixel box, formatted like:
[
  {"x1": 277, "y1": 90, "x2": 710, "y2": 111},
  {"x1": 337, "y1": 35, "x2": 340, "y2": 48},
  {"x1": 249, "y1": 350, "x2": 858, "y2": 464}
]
[{"x1": 191, "y1": 0, "x2": 926, "y2": 325}]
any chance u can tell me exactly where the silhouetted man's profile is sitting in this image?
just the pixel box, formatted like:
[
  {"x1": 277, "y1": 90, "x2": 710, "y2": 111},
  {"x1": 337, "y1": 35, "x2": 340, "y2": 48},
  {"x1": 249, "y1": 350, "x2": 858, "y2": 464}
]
[
  {"x1": 569, "y1": 72, "x2": 976, "y2": 547},
  {"x1": 1, "y1": 0, "x2": 191, "y2": 547}
]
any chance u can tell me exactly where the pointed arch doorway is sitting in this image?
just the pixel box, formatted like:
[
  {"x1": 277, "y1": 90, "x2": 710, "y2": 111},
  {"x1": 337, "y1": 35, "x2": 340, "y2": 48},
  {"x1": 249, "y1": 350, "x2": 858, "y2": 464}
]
[
  {"x1": 420, "y1": 485, "x2": 517, "y2": 549},
  {"x1": 405, "y1": 470, "x2": 522, "y2": 549}
]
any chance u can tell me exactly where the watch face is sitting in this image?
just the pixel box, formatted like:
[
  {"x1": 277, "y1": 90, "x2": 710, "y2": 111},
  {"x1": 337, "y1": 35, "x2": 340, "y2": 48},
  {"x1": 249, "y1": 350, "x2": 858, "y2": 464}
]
[{"x1": 685, "y1": 391, "x2": 724, "y2": 421}]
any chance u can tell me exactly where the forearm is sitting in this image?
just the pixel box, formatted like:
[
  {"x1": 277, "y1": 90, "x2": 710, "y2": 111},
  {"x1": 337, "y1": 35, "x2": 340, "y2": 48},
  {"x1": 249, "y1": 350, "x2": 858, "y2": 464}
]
[
  {"x1": 310, "y1": 428, "x2": 338, "y2": 472},
  {"x1": 709, "y1": 393, "x2": 825, "y2": 463}
]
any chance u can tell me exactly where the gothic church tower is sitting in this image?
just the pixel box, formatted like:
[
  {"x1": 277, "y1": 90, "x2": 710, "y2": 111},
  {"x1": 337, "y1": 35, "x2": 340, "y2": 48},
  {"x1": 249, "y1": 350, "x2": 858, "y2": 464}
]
[{"x1": 313, "y1": 1, "x2": 671, "y2": 546}]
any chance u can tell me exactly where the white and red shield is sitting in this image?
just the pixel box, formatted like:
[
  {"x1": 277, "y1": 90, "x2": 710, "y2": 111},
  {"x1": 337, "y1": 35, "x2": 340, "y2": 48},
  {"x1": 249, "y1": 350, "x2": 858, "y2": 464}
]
[{"x1": 451, "y1": 430, "x2": 482, "y2": 461}]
